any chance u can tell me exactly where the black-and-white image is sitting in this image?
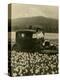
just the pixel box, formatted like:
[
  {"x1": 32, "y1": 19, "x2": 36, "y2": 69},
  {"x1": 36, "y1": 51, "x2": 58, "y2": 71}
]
[{"x1": 8, "y1": 4, "x2": 58, "y2": 76}]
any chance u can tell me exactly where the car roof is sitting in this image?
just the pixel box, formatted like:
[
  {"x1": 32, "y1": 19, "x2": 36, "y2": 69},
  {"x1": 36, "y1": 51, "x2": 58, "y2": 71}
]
[{"x1": 16, "y1": 29, "x2": 36, "y2": 33}]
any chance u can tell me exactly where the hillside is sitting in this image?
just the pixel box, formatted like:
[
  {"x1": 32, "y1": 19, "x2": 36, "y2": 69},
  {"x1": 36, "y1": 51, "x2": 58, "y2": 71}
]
[{"x1": 8, "y1": 16, "x2": 58, "y2": 33}]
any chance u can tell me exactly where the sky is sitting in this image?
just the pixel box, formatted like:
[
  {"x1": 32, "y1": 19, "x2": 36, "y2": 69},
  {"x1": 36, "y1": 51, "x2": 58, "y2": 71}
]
[{"x1": 9, "y1": 4, "x2": 58, "y2": 19}]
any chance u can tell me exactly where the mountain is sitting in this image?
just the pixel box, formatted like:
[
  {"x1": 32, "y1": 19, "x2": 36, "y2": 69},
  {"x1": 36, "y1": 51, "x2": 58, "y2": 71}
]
[{"x1": 8, "y1": 16, "x2": 58, "y2": 33}]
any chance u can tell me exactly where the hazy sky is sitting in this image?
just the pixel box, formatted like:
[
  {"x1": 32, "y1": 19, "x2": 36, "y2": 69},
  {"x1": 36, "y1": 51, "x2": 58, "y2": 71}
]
[{"x1": 10, "y1": 4, "x2": 58, "y2": 19}]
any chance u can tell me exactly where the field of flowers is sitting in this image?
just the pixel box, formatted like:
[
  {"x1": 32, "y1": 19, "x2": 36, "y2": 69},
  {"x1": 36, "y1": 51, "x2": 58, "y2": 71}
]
[{"x1": 10, "y1": 50, "x2": 58, "y2": 76}]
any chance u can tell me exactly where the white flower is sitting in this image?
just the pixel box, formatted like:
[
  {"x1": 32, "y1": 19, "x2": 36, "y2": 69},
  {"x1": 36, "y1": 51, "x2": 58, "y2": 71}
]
[{"x1": 13, "y1": 73, "x2": 17, "y2": 77}]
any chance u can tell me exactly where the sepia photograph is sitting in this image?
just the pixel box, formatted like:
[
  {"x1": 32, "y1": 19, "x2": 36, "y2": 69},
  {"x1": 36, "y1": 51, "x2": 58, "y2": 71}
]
[{"x1": 8, "y1": 3, "x2": 59, "y2": 77}]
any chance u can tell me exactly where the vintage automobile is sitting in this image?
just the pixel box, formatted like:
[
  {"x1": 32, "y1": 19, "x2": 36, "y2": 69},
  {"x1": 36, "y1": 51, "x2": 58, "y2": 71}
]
[{"x1": 12, "y1": 28, "x2": 58, "y2": 53}]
